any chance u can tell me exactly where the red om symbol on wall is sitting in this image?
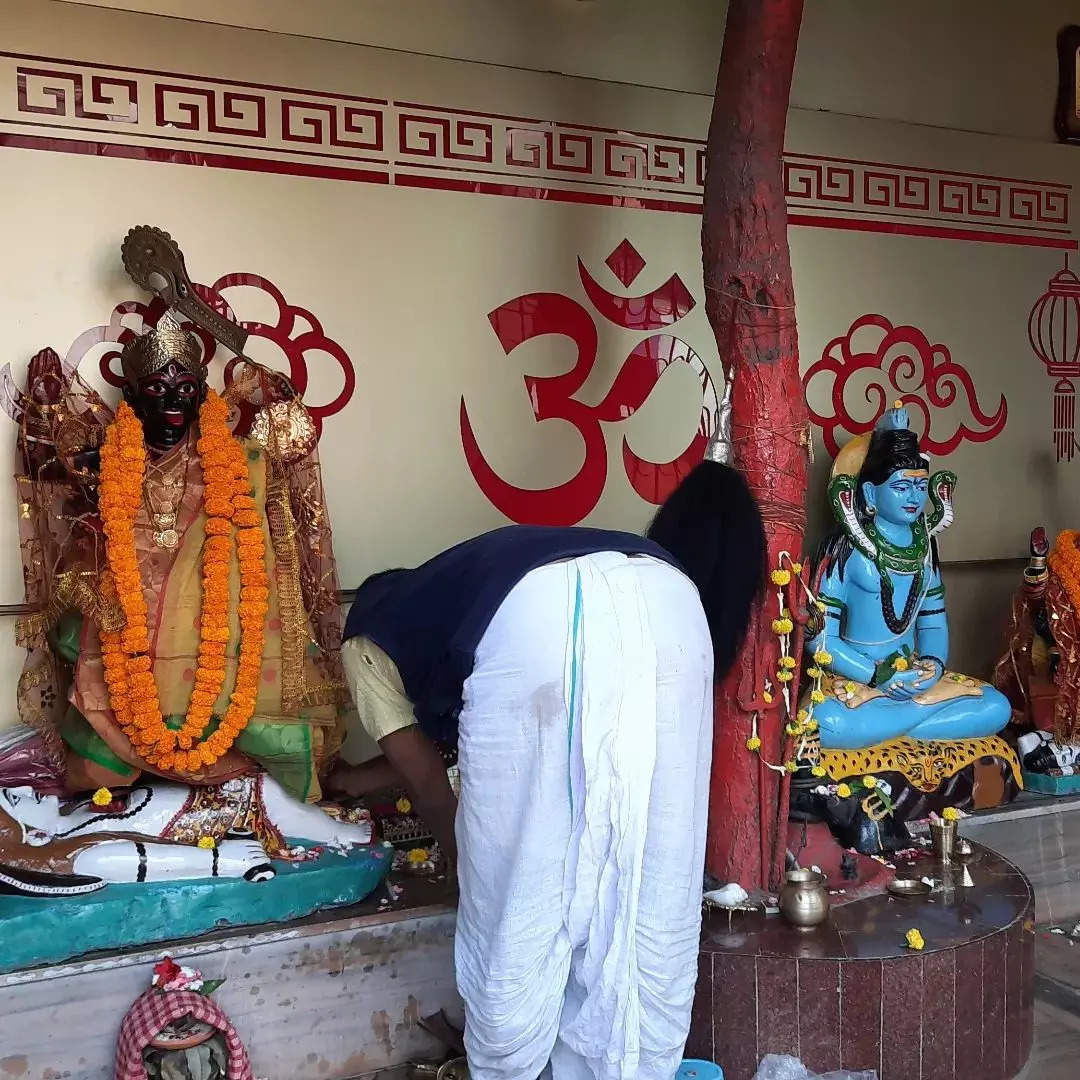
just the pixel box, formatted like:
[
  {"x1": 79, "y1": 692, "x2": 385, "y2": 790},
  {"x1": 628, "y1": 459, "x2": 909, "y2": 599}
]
[{"x1": 460, "y1": 239, "x2": 718, "y2": 526}]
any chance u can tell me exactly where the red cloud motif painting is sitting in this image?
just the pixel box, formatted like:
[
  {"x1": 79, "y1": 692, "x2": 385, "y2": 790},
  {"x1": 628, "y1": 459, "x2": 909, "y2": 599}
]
[{"x1": 803, "y1": 313, "x2": 1007, "y2": 458}]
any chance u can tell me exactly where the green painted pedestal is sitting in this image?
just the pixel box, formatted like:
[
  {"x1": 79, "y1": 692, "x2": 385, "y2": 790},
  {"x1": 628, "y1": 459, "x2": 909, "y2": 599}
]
[{"x1": 1021, "y1": 770, "x2": 1080, "y2": 796}]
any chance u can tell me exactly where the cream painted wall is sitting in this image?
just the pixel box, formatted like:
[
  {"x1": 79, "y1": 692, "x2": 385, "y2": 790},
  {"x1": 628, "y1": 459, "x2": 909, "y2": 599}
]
[
  {"x1": 942, "y1": 562, "x2": 1021, "y2": 679},
  {"x1": 65, "y1": 0, "x2": 1079, "y2": 140},
  {"x1": 0, "y1": 0, "x2": 1074, "y2": 737}
]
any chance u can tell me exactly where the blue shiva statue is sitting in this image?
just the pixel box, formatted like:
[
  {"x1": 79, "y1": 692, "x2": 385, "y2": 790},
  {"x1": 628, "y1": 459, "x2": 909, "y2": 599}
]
[
  {"x1": 812, "y1": 404, "x2": 1010, "y2": 746},
  {"x1": 794, "y1": 402, "x2": 1020, "y2": 853}
]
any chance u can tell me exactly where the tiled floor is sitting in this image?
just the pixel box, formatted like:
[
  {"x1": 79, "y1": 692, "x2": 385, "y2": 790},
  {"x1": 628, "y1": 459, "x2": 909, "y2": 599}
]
[
  {"x1": 1020, "y1": 1001, "x2": 1080, "y2": 1078},
  {"x1": 1019, "y1": 930, "x2": 1080, "y2": 1078},
  {"x1": 356, "y1": 1012, "x2": 1078, "y2": 1080},
  {"x1": 360, "y1": 934, "x2": 1077, "y2": 1080},
  {"x1": 360, "y1": 1018, "x2": 1077, "y2": 1080}
]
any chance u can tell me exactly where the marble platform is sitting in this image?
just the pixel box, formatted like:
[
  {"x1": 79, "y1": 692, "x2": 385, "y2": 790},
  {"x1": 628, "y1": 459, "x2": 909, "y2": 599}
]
[
  {"x1": 686, "y1": 843, "x2": 1035, "y2": 1080},
  {"x1": 961, "y1": 791, "x2": 1080, "y2": 926}
]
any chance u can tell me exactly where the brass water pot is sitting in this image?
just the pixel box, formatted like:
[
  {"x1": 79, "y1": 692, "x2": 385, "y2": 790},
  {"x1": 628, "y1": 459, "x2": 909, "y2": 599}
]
[{"x1": 779, "y1": 868, "x2": 830, "y2": 929}]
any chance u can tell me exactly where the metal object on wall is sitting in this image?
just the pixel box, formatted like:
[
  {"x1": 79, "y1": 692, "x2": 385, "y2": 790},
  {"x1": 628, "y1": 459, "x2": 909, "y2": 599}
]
[
  {"x1": 1055, "y1": 25, "x2": 1080, "y2": 144},
  {"x1": 122, "y1": 226, "x2": 250, "y2": 358},
  {"x1": 1028, "y1": 258, "x2": 1080, "y2": 463},
  {"x1": 703, "y1": 374, "x2": 733, "y2": 466}
]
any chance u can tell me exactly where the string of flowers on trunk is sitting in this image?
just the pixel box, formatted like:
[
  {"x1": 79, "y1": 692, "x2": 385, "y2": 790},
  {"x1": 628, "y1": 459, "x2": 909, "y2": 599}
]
[
  {"x1": 745, "y1": 551, "x2": 892, "y2": 816},
  {"x1": 744, "y1": 551, "x2": 821, "y2": 773}
]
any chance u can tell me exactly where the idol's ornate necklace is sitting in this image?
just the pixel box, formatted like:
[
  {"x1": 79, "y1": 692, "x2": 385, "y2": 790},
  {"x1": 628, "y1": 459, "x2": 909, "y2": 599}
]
[{"x1": 142, "y1": 443, "x2": 191, "y2": 550}]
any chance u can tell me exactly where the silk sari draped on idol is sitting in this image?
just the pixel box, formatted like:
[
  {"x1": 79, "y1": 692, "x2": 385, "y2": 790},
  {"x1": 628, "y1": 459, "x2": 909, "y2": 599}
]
[
  {"x1": 10, "y1": 350, "x2": 349, "y2": 801},
  {"x1": 65, "y1": 436, "x2": 341, "y2": 799}
]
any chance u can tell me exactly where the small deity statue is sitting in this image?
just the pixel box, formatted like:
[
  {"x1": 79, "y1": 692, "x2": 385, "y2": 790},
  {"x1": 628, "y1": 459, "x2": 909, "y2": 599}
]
[
  {"x1": 1018, "y1": 729, "x2": 1080, "y2": 776},
  {"x1": 797, "y1": 402, "x2": 1019, "y2": 850},
  {"x1": 10, "y1": 233, "x2": 350, "y2": 805},
  {"x1": 1006, "y1": 528, "x2": 1080, "y2": 781},
  {"x1": 992, "y1": 527, "x2": 1055, "y2": 729}
]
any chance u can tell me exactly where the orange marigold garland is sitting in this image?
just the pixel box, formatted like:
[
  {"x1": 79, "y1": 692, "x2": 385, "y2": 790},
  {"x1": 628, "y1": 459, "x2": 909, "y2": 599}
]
[
  {"x1": 1050, "y1": 530, "x2": 1080, "y2": 616},
  {"x1": 98, "y1": 390, "x2": 268, "y2": 772}
]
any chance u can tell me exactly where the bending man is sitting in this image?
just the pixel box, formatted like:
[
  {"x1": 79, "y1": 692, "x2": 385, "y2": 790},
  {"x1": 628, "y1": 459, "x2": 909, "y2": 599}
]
[{"x1": 328, "y1": 459, "x2": 764, "y2": 1080}]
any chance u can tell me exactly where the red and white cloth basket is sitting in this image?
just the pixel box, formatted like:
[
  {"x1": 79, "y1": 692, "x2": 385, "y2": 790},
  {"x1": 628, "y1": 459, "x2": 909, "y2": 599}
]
[{"x1": 114, "y1": 988, "x2": 253, "y2": 1080}]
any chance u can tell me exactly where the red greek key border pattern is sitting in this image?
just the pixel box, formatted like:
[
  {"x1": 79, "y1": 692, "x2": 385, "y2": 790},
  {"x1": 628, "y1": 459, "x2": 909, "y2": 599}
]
[
  {"x1": 7, "y1": 55, "x2": 387, "y2": 161},
  {"x1": 0, "y1": 52, "x2": 1073, "y2": 247},
  {"x1": 784, "y1": 155, "x2": 1070, "y2": 230}
]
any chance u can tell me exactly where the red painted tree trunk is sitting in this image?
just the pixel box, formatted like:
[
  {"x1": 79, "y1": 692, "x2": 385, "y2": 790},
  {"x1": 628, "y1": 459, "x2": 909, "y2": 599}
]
[{"x1": 702, "y1": 0, "x2": 808, "y2": 890}]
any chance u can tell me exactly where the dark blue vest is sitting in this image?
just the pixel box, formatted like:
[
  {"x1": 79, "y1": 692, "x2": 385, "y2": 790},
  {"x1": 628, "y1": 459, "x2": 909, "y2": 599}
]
[{"x1": 343, "y1": 525, "x2": 681, "y2": 743}]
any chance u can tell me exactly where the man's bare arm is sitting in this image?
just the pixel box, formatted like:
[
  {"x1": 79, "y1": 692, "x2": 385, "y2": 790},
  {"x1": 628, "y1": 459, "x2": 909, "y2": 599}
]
[
  {"x1": 324, "y1": 755, "x2": 404, "y2": 799},
  {"x1": 379, "y1": 727, "x2": 458, "y2": 872}
]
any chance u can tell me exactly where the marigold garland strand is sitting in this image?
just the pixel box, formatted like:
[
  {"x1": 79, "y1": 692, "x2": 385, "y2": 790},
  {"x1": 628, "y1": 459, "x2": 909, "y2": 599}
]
[
  {"x1": 1050, "y1": 530, "x2": 1080, "y2": 618},
  {"x1": 98, "y1": 391, "x2": 269, "y2": 772}
]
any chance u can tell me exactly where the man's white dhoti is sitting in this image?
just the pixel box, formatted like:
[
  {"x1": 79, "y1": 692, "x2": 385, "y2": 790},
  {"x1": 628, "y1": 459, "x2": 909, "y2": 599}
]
[{"x1": 455, "y1": 552, "x2": 713, "y2": 1080}]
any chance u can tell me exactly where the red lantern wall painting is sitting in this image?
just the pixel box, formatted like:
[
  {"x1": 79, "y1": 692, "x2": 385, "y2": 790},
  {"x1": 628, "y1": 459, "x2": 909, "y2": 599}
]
[{"x1": 1028, "y1": 259, "x2": 1080, "y2": 463}]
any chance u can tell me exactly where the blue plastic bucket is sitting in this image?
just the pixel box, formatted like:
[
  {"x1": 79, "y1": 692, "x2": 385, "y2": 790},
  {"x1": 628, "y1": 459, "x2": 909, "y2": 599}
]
[{"x1": 676, "y1": 1061, "x2": 723, "y2": 1080}]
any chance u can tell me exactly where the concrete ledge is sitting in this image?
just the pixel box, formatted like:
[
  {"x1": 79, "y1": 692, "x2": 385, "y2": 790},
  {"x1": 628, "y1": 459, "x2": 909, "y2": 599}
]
[
  {"x1": 965, "y1": 790, "x2": 1080, "y2": 825},
  {"x1": 0, "y1": 902, "x2": 462, "y2": 1079}
]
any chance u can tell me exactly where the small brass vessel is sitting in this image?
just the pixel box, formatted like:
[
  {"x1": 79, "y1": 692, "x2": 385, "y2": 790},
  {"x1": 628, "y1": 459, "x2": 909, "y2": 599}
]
[
  {"x1": 778, "y1": 868, "x2": 830, "y2": 929},
  {"x1": 930, "y1": 821, "x2": 957, "y2": 864},
  {"x1": 888, "y1": 877, "x2": 931, "y2": 899}
]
